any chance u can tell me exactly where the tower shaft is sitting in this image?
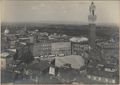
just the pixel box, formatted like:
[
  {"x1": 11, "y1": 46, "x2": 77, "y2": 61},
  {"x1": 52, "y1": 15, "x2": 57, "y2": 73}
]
[
  {"x1": 88, "y1": 2, "x2": 97, "y2": 59},
  {"x1": 89, "y1": 24, "x2": 96, "y2": 50}
]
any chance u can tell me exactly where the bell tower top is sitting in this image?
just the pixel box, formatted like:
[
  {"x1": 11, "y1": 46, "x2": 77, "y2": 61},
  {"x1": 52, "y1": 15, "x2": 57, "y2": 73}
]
[
  {"x1": 88, "y1": 2, "x2": 97, "y2": 24},
  {"x1": 89, "y1": 2, "x2": 96, "y2": 16}
]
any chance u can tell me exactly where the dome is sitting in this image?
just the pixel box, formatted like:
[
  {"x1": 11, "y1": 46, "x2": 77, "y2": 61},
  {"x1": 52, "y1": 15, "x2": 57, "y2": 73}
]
[
  {"x1": 4, "y1": 27, "x2": 9, "y2": 34},
  {"x1": 70, "y1": 37, "x2": 88, "y2": 42}
]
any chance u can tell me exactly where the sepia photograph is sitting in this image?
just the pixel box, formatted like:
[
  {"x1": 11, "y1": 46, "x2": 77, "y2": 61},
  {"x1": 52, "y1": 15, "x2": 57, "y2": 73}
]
[{"x1": 0, "y1": 0, "x2": 120, "y2": 84}]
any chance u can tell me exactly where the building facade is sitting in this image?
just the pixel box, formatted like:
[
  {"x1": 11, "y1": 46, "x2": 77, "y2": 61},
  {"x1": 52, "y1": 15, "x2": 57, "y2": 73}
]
[
  {"x1": 86, "y1": 62, "x2": 118, "y2": 84},
  {"x1": 51, "y1": 42, "x2": 71, "y2": 56},
  {"x1": 1, "y1": 52, "x2": 13, "y2": 70},
  {"x1": 71, "y1": 41, "x2": 89, "y2": 55},
  {"x1": 70, "y1": 37, "x2": 89, "y2": 55},
  {"x1": 32, "y1": 40, "x2": 51, "y2": 57},
  {"x1": 97, "y1": 41, "x2": 119, "y2": 64}
]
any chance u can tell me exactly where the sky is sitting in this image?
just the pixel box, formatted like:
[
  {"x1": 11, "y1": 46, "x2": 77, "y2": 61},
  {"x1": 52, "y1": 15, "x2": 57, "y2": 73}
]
[{"x1": 1, "y1": 0, "x2": 120, "y2": 25}]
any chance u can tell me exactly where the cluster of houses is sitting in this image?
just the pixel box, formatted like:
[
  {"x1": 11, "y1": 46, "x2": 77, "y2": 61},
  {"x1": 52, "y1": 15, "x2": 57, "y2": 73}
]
[{"x1": 1, "y1": 25, "x2": 119, "y2": 84}]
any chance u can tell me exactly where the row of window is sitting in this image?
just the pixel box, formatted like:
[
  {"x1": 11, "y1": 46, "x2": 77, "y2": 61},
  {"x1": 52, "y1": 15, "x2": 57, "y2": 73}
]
[
  {"x1": 72, "y1": 47, "x2": 88, "y2": 50},
  {"x1": 52, "y1": 48, "x2": 71, "y2": 51},
  {"x1": 87, "y1": 75, "x2": 116, "y2": 83},
  {"x1": 72, "y1": 44, "x2": 88, "y2": 47},
  {"x1": 34, "y1": 44, "x2": 51, "y2": 47},
  {"x1": 100, "y1": 45, "x2": 117, "y2": 48}
]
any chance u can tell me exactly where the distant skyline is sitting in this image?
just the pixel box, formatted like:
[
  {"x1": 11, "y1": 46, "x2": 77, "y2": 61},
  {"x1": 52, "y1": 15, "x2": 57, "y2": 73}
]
[{"x1": 1, "y1": 1, "x2": 120, "y2": 25}]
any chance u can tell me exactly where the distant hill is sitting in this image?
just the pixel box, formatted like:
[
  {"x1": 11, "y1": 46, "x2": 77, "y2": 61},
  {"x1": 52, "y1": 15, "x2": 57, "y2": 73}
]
[{"x1": 1, "y1": 23, "x2": 119, "y2": 39}]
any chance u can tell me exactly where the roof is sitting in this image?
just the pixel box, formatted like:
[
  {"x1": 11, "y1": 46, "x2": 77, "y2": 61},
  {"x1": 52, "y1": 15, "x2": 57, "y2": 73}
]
[
  {"x1": 27, "y1": 60, "x2": 50, "y2": 71},
  {"x1": 1, "y1": 52, "x2": 10, "y2": 58},
  {"x1": 70, "y1": 37, "x2": 88, "y2": 42},
  {"x1": 55, "y1": 55, "x2": 84, "y2": 69},
  {"x1": 7, "y1": 49, "x2": 16, "y2": 53}
]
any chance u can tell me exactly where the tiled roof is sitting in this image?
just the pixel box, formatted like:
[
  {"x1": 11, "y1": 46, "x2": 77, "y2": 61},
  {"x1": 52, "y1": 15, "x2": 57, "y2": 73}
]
[{"x1": 27, "y1": 60, "x2": 50, "y2": 71}]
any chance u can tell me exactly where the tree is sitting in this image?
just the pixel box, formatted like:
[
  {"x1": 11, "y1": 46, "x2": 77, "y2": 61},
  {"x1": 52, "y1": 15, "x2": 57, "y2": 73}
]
[
  {"x1": 13, "y1": 43, "x2": 34, "y2": 80},
  {"x1": 20, "y1": 44, "x2": 34, "y2": 64},
  {"x1": 14, "y1": 43, "x2": 34, "y2": 65}
]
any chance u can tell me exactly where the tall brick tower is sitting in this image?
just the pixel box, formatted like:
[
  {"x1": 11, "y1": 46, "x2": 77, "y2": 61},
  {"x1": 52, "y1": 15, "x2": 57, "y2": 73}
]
[{"x1": 88, "y1": 2, "x2": 97, "y2": 59}]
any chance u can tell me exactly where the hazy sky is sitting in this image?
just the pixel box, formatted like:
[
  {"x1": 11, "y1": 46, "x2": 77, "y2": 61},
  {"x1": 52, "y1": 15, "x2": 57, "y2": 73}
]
[{"x1": 1, "y1": 0, "x2": 120, "y2": 25}]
